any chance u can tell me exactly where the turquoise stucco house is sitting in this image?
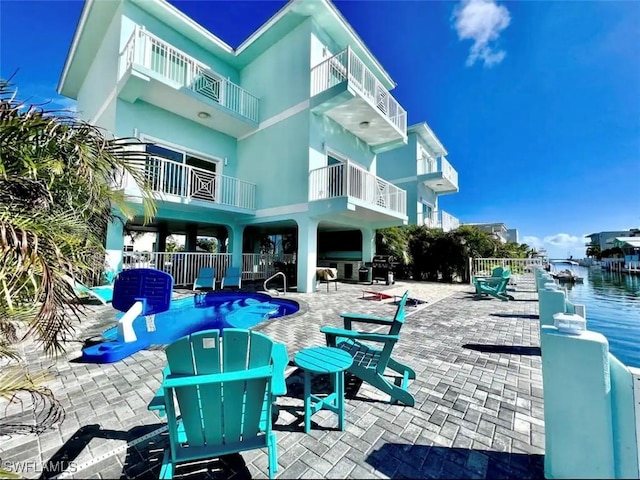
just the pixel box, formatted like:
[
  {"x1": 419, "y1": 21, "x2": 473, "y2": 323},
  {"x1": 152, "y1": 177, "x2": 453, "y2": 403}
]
[
  {"x1": 58, "y1": 0, "x2": 458, "y2": 292},
  {"x1": 377, "y1": 122, "x2": 460, "y2": 230}
]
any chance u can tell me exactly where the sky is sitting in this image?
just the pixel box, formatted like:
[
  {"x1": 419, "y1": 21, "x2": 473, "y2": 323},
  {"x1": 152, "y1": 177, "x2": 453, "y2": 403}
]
[{"x1": 1, "y1": 0, "x2": 639, "y2": 259}]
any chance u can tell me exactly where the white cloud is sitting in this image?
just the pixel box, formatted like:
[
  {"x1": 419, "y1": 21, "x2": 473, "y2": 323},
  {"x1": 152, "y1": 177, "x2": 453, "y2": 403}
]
[
  {"x1": 452, "y1": 0, "x2": 511, "y2": 67},
  {"x1": 522, "y1": 233, "x2": 586, "y2": 258}
]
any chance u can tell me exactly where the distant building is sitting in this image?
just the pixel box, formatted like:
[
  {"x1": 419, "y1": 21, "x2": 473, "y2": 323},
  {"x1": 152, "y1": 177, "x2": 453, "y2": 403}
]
[
  {"x1": 506, "y1": 228, "x2": 519, "y2": 243},
  {"x1": 585, "y1": 229, "x2": 640, "y2": 251},
  {"x1": 464, "y1": 222, "x2": 509, "y2": 243}
]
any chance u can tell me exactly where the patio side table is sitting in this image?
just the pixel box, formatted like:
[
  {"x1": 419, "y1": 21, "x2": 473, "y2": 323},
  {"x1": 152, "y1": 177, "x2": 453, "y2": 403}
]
[{"x1": 293, "y1": 346, "x2": 353, "y2": 433}]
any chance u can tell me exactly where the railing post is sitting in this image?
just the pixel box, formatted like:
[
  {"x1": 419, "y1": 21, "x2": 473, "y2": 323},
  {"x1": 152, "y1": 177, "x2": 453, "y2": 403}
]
[
  {"x1": 346, "y1": 46, "x2": 351, "y2": 82},
  {"x1": 344, "y1": 162, "x2": 350, "y2": 197}
]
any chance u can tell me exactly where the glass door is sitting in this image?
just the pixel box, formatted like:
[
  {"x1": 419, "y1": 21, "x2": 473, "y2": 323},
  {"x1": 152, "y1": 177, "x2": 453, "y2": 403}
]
[
  {"x1": 327, "y1": 154, "x2": 344, "y2": 198},
  {"x1": 145, "y1": 144, "x2": 184, "y2": 195}
]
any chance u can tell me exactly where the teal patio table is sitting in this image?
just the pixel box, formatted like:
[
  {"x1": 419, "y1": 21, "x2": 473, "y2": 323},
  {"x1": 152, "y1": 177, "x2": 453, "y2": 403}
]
[{"x1": 293, "y1": 346, "x2": 353, "y2": 433}]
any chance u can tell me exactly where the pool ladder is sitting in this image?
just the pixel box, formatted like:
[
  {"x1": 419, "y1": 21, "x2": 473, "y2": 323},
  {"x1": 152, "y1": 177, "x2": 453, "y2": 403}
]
[{"x1": 264, "y1": 272, "x2": 286, "y2": 296}]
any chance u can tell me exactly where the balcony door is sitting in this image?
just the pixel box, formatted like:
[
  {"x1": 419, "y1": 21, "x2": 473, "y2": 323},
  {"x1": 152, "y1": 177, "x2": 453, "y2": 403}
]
[
  {"x1": 144, "y1": 142, "x2": 220, "y2": 203},
  {"x1": 326, "y1": 154, "x2": 345, "y2": 198}
]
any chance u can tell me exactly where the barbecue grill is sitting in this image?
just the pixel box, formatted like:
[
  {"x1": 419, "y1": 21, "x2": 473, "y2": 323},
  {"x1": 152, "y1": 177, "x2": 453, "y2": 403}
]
[{"x1": 371, "y1": 255, "x2": 397, "y2": 284}]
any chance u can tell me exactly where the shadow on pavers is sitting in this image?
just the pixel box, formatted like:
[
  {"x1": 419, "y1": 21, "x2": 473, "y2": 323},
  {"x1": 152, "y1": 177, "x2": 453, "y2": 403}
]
[
  {"x1": 489, "y1": 313, "x2": 539, "y2": 320},
  {"x1": 39, "y1": 423, "x2": 252, "y2": 480},
  {"x1": 367, "y1": 443, "x2": 544, "y2": 479},
  {"x1": 463, "y1": 344, "x2": 541, "y2": 356}
]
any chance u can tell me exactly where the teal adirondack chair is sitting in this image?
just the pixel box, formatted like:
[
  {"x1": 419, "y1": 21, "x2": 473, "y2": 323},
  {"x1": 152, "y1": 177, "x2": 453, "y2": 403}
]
[
  {"x1": 147, "y1": 329, "x2": 287, "y2": 479},
  {"x1": 320, "y1": 291, "x2": 416, "y2": 407},
  {"x1": 222, "y1": 267, "x2": 242, "y2": 289},
  {"x1": 473, "y1": 267, "x2": 510, "y2": 293},
  {"x1": 476, "y1": 270, "x2": 513, "y2": 301},
  {"x1": 193, "y1": 267, "x2": 216, "y2": 291}
]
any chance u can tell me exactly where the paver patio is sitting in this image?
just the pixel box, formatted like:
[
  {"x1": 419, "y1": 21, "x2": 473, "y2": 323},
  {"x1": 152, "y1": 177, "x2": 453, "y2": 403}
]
[{"x1": 0, "y1": 278, "x2": 544, "y2": 479}]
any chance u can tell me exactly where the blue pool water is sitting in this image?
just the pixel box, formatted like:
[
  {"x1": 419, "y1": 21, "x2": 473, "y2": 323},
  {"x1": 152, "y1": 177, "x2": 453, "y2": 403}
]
[
  {"x1": 82, "y1": 292, "x2": 299, "y2": 363},
  {"x1": 563, "y1": 266, "x2": 640, "y2": 368}
]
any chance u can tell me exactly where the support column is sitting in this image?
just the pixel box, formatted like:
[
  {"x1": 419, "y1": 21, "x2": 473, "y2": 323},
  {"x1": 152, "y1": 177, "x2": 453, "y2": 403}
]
[
  {"x1": 217, "y1": 230, "x2": 228, "y2": 253},
  {"x1": 105, "y1": 217, "x2": 125, "y2": 281},
  {"x1": 185, "y1": 224, "x2": 198, "y2": 252},
  {"x1": 296, "y1": 219, "x2": 318, "y2": 293},
  {"x1": 228, "y1": 225, "x2": 244, "y2": 269},
  {"x1": 361, "y1": 228, "x2": 376, "y2": 263},
  {"x1": 156, "y1": 223, "x2": 169, "y2": 252}
]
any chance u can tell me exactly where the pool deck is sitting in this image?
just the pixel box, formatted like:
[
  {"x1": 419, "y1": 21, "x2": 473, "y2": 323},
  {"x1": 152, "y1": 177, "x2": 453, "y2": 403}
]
[{"x1": 1, "y1": 278, "x2": 544, "y2": 479}]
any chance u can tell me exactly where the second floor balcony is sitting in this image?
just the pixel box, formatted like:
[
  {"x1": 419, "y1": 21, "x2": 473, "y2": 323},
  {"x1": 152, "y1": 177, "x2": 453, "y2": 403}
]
[
  {"x1": 121, "y1": 156, "x2": 256, "y2": 213},
  {"x1": 309, "y1": 161, "x2": 407, "y2": 223},
  {"x1": 417, "y1": 156, "x2": 459, "y2": 194},
  {"x1": 119, "y1": 27, "x2": 259, "y2": 137},
  {"x1": 421, "y1": 210, "x2": 460, "y2": 232},
  {"x1": 310, "y1": 47, "x2": 407, "y2": 153}
]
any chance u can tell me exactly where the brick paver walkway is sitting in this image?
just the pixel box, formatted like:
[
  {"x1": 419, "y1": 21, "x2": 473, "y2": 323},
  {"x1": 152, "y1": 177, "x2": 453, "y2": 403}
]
[{"x1": 0, "y1": 279, "x2": 544, "y2": 479}]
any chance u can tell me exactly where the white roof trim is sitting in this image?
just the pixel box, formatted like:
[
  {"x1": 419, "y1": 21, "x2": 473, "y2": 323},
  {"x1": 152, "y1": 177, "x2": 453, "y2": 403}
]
[{"x1": 57, "y1": 0, "x2": 94, "y2": 94}]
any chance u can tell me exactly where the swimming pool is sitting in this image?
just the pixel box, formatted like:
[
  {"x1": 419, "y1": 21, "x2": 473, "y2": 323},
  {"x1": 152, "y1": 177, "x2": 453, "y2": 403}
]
[{"x1": 82, "y1": 292, "x2": 299, "y2": 363}]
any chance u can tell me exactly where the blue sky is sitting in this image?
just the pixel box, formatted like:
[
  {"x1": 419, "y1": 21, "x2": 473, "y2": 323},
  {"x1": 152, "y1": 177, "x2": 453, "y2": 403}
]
[{"x1": 1, "y1": 0, "x2": 639, "y2": 258}]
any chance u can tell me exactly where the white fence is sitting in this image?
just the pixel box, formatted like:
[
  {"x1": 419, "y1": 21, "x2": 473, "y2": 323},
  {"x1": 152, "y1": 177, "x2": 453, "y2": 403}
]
[
  {"x1": 308, "y1": 160, "x2": 407, "y2": 216},
  {"x1": 310, "y1": 46, "x2": 407, "y2": 135},
  {"x1": 121, "y1": 27, "x2": 259, "y2": 122},
  {"x1": 471, "y1": 257, "x2": 544, "y2": 284},
  {"x1": 124, "y1": 156, "x2": 256, "y2": 210},
  {"x1": 122, "y1": 252, "x2": 295, "y2": 286}
]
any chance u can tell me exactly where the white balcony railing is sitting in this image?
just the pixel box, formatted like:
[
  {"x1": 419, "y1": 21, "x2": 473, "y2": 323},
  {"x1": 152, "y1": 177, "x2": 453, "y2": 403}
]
[
  {"x1": 121, "y1": 27, "x2": 259, "y2": 122},
  {"x1": 310, "y1": 47, "x2": 407, "y2": 135},
  {"x1": 440, "y1": 210, "x2": 461, "y2": 232},
  {"x1": 309, "y1": 161, "x2": 407, "y2": 217},
  {"x1": 421, "y1": 210, "x2": 460, "y2": 232},
  {"x1": 417, "y1": 155, "x2": 459, "y2": 189},
  {"x1": 124, "y1": 156, "x2": 256, "y2": 210},
  {"x1": 122, "y1": 252, "x2": 295, "y2": 286}
]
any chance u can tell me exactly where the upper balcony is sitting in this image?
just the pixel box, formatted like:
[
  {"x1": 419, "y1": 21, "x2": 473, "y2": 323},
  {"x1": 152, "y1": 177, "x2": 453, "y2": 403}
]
[
  {"x1": 121, "y1": 156, "x2": 256, "y2": 214},
  {"x1": 310, "y1": 47, "x2": 407, "y2": 153},
  {"x1": 309, "y1": 160, "x2": 407, "y2": 224},
  {"x1": 118, "y1": 27, "x2": 259, "y2": 137},
  {"x1": 417, "y1": 156, "x2": 459, "y2": 194}
]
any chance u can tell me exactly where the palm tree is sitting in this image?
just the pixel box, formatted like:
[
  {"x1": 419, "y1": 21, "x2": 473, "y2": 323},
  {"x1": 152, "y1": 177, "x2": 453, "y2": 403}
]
[{"x1": 0, "y1": 78, "x2": 156, "y2": 448}]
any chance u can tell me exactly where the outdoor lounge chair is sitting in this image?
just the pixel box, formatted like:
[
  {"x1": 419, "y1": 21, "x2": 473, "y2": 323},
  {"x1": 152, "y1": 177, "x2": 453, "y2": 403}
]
[
  {"x1": 473, "y1": 267, "x2": 510, "y2": 293},
  {"x1": 147, "y1": 329, "x2": 288, "y2": 479},
  {"x1": 320, "y1": 291, "x2": 416, "y2": 407},
  {"x1": 193, "y1": 267, "x2": 216, "y2": 291},
  {"x1": 221, "y1": 266, "x2": 242, "y2": 289},
  {"x1": 64, "y1": 274, "x2": 114, "y2": 304},
  {"x1": 475, "y1": 270, "x2": 513, "y2": 301}
]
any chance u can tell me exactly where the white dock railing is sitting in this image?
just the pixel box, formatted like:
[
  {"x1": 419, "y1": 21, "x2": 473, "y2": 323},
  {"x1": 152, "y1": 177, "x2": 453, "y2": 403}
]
[
  {"x1": 122, "y1": 252, "x2": 295, "y2": 286},
  {"x1": 308, "y1": 161, "x2": 407, "y2": 216},
  {"x1": 124, "y1": 156, "x2": 256, "y2": 210},
  {"x1": 121, "y1": 27, "x2": 259, "y2": 122},
  {"x1": 472, "y1": 257, "x2": 544, "y2": 283},
  {"x1": 310, "y1": 46, "x2": 407, "y2": 135}
]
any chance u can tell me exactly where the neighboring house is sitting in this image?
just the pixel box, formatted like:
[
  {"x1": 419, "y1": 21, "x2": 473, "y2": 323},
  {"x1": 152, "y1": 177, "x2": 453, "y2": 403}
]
[
  {"x1": 58, "y1": 0, "x2": 415, "y2": 292},
  {"x1": 585, "y1": 230, "x2": 640, "y2": 251},
  {"x1": 507, "y1": 228, "x2": 519, "y2": 244},
  {"x1": 613, "y1": 237, "x2": 640, "y2": 263},
  {"x1": 465, "y1": 223, "x2": 509, "y2": 244},
  {"x1": 377, "y1": 122, "x2": 460, "y2": 231}
]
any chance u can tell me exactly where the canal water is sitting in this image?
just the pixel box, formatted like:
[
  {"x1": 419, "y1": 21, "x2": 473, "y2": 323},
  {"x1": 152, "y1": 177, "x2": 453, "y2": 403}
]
[{"x1": 562, "y1": 266, "x2": 640, "y2": 368}]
